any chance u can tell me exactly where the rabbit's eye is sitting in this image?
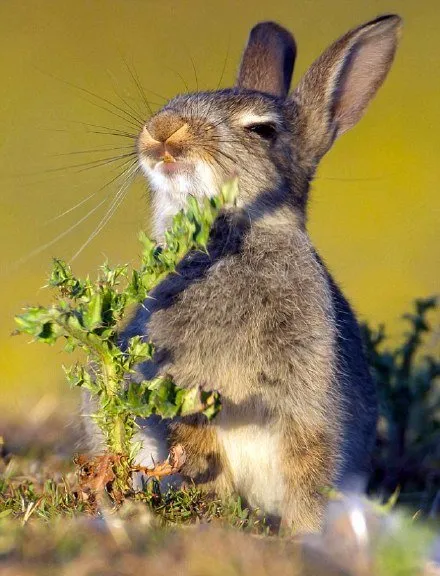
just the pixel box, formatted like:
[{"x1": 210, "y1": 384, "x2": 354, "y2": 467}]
[{"x1": 245, "y1": 123, "x2": 277, "y2": 140}]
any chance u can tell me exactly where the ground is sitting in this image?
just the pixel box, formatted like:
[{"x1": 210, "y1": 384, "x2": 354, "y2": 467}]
[{"x1": 0, "y1": 401, "x2": 438, "y2": 576}]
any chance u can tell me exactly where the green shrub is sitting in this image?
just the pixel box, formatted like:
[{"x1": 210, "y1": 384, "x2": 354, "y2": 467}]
[{"x1": 362, "y1": 297, "x2": 440, "y2": 512}]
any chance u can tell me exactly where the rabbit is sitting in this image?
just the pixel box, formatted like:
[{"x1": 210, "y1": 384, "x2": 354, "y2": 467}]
[{"x1": 84, "y1": 14, "x2": 402, "y2": 533}]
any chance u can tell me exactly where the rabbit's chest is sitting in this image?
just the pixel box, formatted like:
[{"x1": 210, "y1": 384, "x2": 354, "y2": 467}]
[
  {"x1": 146, "y1": 255, "x2": 263, "y2": 386},
  {"x1": 216, "y1": 421, "x2": 285, "y2": 517}
]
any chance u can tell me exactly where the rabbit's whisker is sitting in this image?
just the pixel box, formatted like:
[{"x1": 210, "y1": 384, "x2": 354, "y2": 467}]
[
  {"x1": 45, "y1": 191, "x2": 102, "y2": 224},
  {"x1": 80, "y1": 128, "x2": 138, "y2": 139},
  {"x1": 204, "y1": 116, "x2": 230, "y2": 132},
  {"x1": 165, "y1": 65, "x2": 190, "y2": 93},
  {"x1": 216, "y1": 41, "x2": 230, "y2": 90},
  {"x1": 17, "y1": 151, "x2": 136, "y2": 182},
  {"x1": 78, "y1": 95, "x2": 144, "y2": 131},
  {"x1": 204, "y1": 145, "x2": 255, "y2": 180},
  {"x1": 43, "y1": 71, "x2": 146, "y2": 129},
  {"x1": 65, "y1": 79, "x2": 146, "y2": 127},
  {"x1": 63, "y1": 152, "x2": 137, "y2": 174},
  {"x1": 36, "y1": 124, "x2": 138, "y2": 140},
  {"x1": 121, "y1": 56, "x2": 157, "y2": 118},
  {"x1": 22, "y1": 156, "x2": 138, "y2": 264},
  {"x1": 317, "y1": 176, "x2": 387, "y2": 182},
  {"x1": 205, "y1": 137, "x2": 247, "y2": 145},
  {"x1": 65, "y1": 120, "x2": 139, "y2": 139},
  {"x1": 44, "y1": 156, "x2": 136, "y2": 224},
  {"x1": 37, "y1": 68, "x2": 146, "y2": 129},
  {"x1": 105, "y1": 67, "x2": 156, "y2": 121},
  {"x1": 14, "y1": 197, "x2": 110, "y2": 268},
  {"x1": 69, "y1": 160, "x2": 140, "y2": 262},
  {"x1": 52, "y1": 145, "x2": 135, "y2": 157},
  {"x1": 188, "y1": 53, "x2": 199, "y2": 93}
]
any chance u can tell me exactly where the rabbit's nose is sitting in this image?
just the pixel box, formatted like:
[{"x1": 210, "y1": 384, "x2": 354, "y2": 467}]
[
  {"x1": 146, "y1": 112, "x2": 188, "y2": 144},
  {"x1": 140, "y1": 113, "x2": 190, "y2": 161}
]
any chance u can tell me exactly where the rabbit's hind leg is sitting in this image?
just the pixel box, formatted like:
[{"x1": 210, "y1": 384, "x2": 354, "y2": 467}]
[
  {"x1": 169, "y1": 415, "x2": 234, "y2": 495},
  {"x1": 280, "y1": 423, "x2": 339, "y2": 534}
]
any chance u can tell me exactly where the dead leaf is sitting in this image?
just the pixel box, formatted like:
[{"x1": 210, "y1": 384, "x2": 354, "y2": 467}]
[
  {"x1": 135, "y1": 444, "x2": 186, "y2": 479},
  {"x1": 74, "y1": 453, "x2": 118, "y2": 493}
]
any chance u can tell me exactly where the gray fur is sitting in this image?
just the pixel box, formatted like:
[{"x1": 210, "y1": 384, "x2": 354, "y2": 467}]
[{"x1": 85, "y1": 16, "x2": 402, "y2": 532}]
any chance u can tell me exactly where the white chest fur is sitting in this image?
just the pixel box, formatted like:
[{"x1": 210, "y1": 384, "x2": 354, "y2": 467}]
[
  {"x1": 135, "y1": 415, "x2": 285, "y2": 516},
  {"x1": 216, "y1": 421, "x2": 285, "y2": 517}
]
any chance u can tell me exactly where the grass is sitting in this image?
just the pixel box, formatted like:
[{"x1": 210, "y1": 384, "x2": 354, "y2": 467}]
[
  {"x1": 1, "y1": 427, "x2": 438, "y2": 575},
  {"x1": 0, "y1": 423, "x2": 267, "y2": 530},
  {"x1": 0, "y1": 427, "x2": 288, "y2": 576}
]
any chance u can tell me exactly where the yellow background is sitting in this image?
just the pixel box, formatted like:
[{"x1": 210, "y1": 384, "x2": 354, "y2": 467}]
[{"x1": 1, "y1": 1, "x2": 439, "y2": 413}]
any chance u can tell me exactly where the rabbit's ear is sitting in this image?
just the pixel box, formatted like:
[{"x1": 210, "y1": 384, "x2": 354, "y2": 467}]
[
  {"x1": 292, "y1": 15, "x2": 402, "y2": 163},
  {"x1": 236, "y1": 22, "x2": 296, "y2": 98}
]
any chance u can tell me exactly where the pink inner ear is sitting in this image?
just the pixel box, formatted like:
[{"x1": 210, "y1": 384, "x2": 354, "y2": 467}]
[{"x1": 334, "y1": 31, "x2": 398, "y2": 135}]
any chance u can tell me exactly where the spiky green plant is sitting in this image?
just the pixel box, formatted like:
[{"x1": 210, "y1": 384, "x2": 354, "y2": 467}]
[{"x1": 14, "y1": 182, "x2": 238, "y2": 488}]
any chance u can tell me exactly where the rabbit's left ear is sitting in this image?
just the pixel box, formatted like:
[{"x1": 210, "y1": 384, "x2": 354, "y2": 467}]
[
  {"x1": 236, "y1": 22, "x2": 296, "y2": 97},
  {"x1": 292, "y1": 15, "x2": 402, "y2": 163}
]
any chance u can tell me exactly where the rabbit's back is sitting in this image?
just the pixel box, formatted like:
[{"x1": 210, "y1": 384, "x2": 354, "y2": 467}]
[{"x1": 325, "y1": 269, "x2": 377, "y2": 482}]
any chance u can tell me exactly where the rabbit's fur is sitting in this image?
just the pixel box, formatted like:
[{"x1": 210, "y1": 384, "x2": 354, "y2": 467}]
[{"x1": 85, "y1": 15, "x2": 402, "y2": 532}]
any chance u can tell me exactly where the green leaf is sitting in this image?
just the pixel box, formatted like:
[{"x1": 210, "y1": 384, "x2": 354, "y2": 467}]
[
  {"x1": 15, "y1": 307, "x2": 64, "y2": 344},
  {"x1": 202, "y1": 390, "x2": 221, "y2": 420},
  {"x1": 126, "y1": 336, "x2": 154, "y2": 365},
  {"x1": 83, "y1": 291, "x2": 103, "y2": 330},
  {"x1": 221, "y1": 177, "x2": 239, "y2": 204},
  {"x1": 179, "y1": 386, "x2": 201, "y2": 416}
]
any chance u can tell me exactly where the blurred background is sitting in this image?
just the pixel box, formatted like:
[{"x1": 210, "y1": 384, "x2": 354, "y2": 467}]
[{"x1": 0, "y1": 0, "x2": 439, "y2": 416}]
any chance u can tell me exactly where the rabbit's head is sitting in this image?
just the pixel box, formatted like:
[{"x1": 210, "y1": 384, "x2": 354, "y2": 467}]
[{"x1": 137, "y1": 16, "x2": 401, "y2": 234}]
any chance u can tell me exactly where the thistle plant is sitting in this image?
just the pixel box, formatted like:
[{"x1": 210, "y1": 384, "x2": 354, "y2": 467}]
[{"x1": 15, "y1": 182, "x2": 238, "y2": 488}]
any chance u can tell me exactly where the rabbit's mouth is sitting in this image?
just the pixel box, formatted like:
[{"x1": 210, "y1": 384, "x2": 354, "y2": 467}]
[
  {"x1": 153, "y1": 159, "x2": 193, "y2": 177},
  {"x1": 139, "y1": 154, "x2": 224, "y2": 237},
  {"x1": 140, "y1": 155, "x2": 219, "y2": 199}
]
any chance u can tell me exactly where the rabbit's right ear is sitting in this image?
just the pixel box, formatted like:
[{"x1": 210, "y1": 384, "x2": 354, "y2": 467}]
[
  {"x1": 237, "y1": 22, "x2": 296, "y2": 98},
  {"x1": 291, "y1": 15, "x2": 402, "y2": 165}
]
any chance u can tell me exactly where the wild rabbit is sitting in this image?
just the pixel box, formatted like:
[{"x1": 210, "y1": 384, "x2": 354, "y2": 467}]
[{"x1": 86, "y1": 14, "x2": 402, "y2": 532}]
